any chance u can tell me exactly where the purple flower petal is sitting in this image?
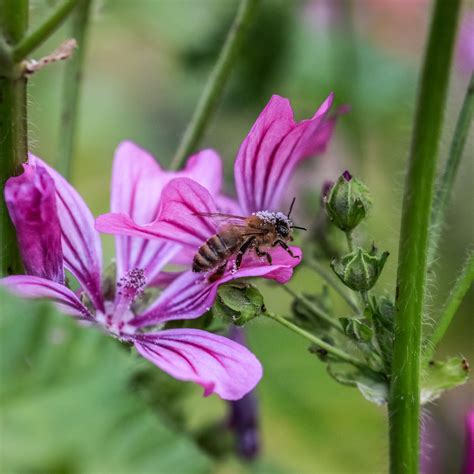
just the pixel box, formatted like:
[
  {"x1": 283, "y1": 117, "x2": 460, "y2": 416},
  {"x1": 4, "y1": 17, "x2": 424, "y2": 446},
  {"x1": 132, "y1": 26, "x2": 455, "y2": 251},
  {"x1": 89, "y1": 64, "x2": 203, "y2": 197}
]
[
  {"x1": 0, "y1": 275, "x2": 93, "y2": 320},
  {"x1": 131, "y1": 245, "x2": 301, "y2": 328},
  {"x1": 96, "y1": 177, "x2": 217, "y2": 249},
  {"x1": 134, "y1": 329, "x2": 263, "y2": 400},
  {"x1": 4, "y1": 165, "x2": 64, "y2": 283},
  {"x1": 110, "y1": 141, "x2": 182, "y2": 283},
  {"x1": 29, "y1": 155, "x2": 104, "y2": 312},
  {"x1": 234, "y1": 93, "x2": 338, "y2": 214}
]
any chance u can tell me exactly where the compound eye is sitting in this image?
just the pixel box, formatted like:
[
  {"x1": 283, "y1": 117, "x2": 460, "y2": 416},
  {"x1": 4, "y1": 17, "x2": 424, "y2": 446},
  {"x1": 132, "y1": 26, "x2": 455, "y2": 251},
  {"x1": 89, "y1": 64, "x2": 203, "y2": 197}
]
[{"x1": 277, "y1": 224, "x2": 289, "y2": 237}]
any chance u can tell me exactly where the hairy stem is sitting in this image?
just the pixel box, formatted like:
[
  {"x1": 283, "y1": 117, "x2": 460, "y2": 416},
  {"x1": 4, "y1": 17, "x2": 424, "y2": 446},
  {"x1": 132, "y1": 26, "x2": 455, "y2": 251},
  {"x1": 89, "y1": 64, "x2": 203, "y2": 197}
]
[
  {"x1": 428, "y1": 73, "x2": 474, "y2": 264},
  {"x1": 305, "y1": 257, "x2": 359, "y2": 313},
  {"x1": 424, "y1": 251, "x2": 474, "y2": 362},
  {"x1": 170, "y1": 0, "x2": 259, "y2": 169},
  {"x1": 12, "y1": 0, "x2": 79, "y2": 62},
  {"x1": 388, "y1": 2, "x2": 461, "y2": 473},
  {"x1": 266, "y1": 311, "x2": 370, "y2": 371},
  {"x1": 57, "y1": 0, "x2": 92, "y2": 179},
  {"x1": 0, "y1": 0, "x2": 29, "y2": 276}
]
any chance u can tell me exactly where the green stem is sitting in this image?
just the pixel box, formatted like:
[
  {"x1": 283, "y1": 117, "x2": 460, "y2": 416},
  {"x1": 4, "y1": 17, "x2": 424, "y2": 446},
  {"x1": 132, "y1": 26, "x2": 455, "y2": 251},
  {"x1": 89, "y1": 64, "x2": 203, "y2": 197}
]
[
  {"x1": 0, "y1": 0, "x2": 29, "y2": 276},
  {"x1": 424, "y1": 251, "x2": 474, "y2": 362},
  {"x1": 304, "y1": 257, "x2": 359, "y2": 313},
  {"x1": 389, "y1": 2, "x2": 461, "y2": 473},
  {"x1": 345, "y1": 231, "x2": 354, "y2": 252},
  {"x1": 281, "y1": 285, "x2": 344, "y2": 333},
  {"x1": 12, "y1": 0, "x2": 79, "y2": 62},
  {"x1": 57, "y1": 0, "x2": 92, "y2": 179},
  {"x1": 170, "y1": 0, "x2": 259, "y2": 170},
  {"x1": 266, "y1": 311, "x2": 370, "y2": 371},
  {"x1": 428, "y1": 73, "x2": 474, "y2": 264}
]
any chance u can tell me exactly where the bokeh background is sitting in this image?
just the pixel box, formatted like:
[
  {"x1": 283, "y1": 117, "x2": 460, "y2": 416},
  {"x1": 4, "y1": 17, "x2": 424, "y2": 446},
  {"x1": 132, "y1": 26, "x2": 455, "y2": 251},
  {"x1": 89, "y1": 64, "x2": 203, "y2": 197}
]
[{"x1": 1, "y1": 0, "x2": 473, "y2": 473}]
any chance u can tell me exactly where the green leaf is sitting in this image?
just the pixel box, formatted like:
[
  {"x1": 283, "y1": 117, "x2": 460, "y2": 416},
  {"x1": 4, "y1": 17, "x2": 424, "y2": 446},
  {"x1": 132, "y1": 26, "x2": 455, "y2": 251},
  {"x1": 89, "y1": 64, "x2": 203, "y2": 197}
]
[
  {"x1": 213, "y1": 281, "x2": 264, "y2": 326},
  {"x1": 339, "y1": 318, "x2": 373, "y2": 342},
  {"x1": 327, "y1": 362, "x2": 389, "y2": 406},
  {"x1": 421, "y1": 356, "x2": 470, "y2": 404},
  {"x1": 0, "y1": 289, "x2": 211, "y2": 473}
]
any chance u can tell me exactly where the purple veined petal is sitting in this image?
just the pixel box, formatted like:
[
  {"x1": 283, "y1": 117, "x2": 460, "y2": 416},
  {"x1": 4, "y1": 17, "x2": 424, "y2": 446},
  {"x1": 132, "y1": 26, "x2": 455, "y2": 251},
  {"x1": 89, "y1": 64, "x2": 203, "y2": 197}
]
[
  {"x1": 131, "y1": 245, "x2": 302, "y2": 328},
  {"x1": 234, "y1": 93, "x2": 339, "y2": 214},
  {"x1": 4, "y1": 164, "x2": 64, "y2": 283},
  {"x1": 0, "y1": 275, "x2": 93, "y2": 320},
  {"x1": 110, "y1": 142, "x2": 221, "y2": 281},
  {"x1": 146, "y1": 270, "x2": 184, "y2": 288},
  {"x1": 133, "y1": 329, "x2": 263, "y2": 400},
  {"x1": 97, "y1": 177, "x2": 218, "y2": 250},
  {"x1": 28, "y1": 155, "x2": 104, "y2": 312},
  {"x1": 215, "y1": 193, "x2": 243, "y2": 215}
]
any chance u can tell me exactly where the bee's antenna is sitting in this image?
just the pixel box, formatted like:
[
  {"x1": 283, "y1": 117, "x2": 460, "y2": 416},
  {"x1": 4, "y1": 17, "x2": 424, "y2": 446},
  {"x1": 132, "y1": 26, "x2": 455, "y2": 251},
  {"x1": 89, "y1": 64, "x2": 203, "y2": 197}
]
[
  {"x1": 288, "y1": 197, "x2": 296, "y2": 218},
  {"x1": 291, "y1": 225, "x2": 307, "y2": 231}
]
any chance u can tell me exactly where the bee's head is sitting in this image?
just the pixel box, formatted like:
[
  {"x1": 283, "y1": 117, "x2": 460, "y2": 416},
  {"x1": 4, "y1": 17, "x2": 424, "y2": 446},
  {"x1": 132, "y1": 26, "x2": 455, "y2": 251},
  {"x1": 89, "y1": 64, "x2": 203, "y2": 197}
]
[{"x1": 275, "y1": 216, "x2": 291, "y2": 240}]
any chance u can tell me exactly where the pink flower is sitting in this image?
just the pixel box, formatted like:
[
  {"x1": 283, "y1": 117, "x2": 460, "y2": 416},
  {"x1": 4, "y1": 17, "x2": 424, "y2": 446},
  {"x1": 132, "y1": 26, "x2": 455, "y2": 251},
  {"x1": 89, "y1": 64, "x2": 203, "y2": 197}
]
[
  {"x1": 4, "y1": 166, "x2": 64, "y2": 283},
  {"x1": 463, "y1": 410, "x2": 474, "y2": 474},
  {"x1": 1, "y1": 146, "x2": 264, "y2": 401},
  {"x1": 457, "y1": 11, "x2": 474, "y2": 75},
  {"x1": 96, "y1": 93, "x2": 338, "y2": 282}
]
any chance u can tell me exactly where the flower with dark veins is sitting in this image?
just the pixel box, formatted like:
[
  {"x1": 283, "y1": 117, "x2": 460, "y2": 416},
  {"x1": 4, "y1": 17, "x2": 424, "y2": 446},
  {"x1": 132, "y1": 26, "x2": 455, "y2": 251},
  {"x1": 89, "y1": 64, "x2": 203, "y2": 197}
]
[
  {"x1": 1, "y1": 145, "x2": 266, "y2": 401},
  {"x1": 96, "y1": 93, "x2": 341, "y2": 286}
]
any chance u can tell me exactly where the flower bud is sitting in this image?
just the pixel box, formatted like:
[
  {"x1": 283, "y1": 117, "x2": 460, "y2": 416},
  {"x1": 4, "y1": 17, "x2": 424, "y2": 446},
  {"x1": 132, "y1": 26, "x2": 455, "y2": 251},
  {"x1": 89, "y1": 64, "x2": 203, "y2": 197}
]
[
  {"x1": 212, "y1": 282, "x2": 264, "y2": 326},
  {"x1": 324, "y1": 170, "x2": 372, "y2": 231},
  {"x1": 4, "y1": 165, "x2": 64, "y2": 283},
  {"x1": 331, "y1": 247, "x2": 389, "y2": 292}
]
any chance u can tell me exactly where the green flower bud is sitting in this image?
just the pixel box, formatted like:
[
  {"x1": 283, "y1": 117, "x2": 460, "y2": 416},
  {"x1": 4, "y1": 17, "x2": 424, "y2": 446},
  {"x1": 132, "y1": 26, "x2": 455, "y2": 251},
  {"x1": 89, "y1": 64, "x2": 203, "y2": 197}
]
[
  {"x1": 212, "y1": 282, "x2": 265, "y2": 326},
  {"x1": 331, "y1": 247, "x2": 389, "y2": 292},
  {"x1": 324, "y1": 170, "x2": 372, "y2": 231}
]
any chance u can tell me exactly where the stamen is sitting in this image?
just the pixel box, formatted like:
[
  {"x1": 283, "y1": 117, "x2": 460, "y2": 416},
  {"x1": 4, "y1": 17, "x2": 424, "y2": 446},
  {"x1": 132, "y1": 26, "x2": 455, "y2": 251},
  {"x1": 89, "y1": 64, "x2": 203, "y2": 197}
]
[{"x1": 113, "y1": 268, "x2": 146, "y2": 321}]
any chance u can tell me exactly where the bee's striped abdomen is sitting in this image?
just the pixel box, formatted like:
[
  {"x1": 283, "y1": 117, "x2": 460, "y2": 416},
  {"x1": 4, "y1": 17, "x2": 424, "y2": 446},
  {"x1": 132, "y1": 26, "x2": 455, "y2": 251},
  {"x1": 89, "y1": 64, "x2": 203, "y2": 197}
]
[{"x1": 193, "y1": 234, "x2": 231, "y2": 272}]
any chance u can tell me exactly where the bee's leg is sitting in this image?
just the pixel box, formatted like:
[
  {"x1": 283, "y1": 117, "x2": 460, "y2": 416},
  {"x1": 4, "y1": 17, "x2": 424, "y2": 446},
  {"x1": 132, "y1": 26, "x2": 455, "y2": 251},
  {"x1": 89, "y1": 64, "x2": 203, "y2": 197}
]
[
  {"x1": 255, "y1": 246, "x2": 272, "y2": 265},
  {"x1": 273, "y1": 239, "x2": 299, "y2": 258},
  {"x1": 208, "y1": 262, "x2": 227, "y2": 282},
  {"x1": 235, "y1": 237, "x2": 256, "y2": 269}
]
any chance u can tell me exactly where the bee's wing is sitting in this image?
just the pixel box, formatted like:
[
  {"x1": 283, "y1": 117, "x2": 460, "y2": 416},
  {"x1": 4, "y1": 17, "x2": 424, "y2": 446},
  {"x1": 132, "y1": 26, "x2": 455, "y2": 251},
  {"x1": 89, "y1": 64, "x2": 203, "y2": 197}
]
[{"x1": 193, "y1": 212, "x2": 248, "y2": 227}]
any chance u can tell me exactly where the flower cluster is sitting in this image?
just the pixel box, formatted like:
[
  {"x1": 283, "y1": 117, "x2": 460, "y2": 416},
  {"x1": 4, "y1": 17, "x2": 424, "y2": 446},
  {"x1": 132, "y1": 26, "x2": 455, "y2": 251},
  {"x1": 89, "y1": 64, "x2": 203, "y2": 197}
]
[{"x1": 2, "y1": 93, "x2": 339, "y2": 400}]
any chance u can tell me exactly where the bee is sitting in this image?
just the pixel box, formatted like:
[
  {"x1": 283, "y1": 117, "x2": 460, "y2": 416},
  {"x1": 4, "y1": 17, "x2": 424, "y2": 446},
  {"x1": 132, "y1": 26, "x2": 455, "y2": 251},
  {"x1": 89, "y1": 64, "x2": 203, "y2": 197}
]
[{"x1": 192, "y1": 198, "x2": 306, "y2": 280}]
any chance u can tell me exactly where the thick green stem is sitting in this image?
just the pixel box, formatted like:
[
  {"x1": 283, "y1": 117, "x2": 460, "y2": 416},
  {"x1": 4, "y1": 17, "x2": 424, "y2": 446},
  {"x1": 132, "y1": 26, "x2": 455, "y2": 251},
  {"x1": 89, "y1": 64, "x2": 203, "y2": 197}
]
[
  {"x1": 0, "y1": 0, "x2": 29, "y2": 276},
  {"x1": 424, "y1": 252, "x2": 474, "y2": 362},
  {"x1": 170, "y1": 0, "x2": 259, "y2": 169},
  {"x1": 266, "y1": 312, "x2": 370, "y2": 371},
  {"x1": 389, "y1": 2, "x2": 461, "y2": 473},
  {"x1": 428, "y1": 74, "x2": 474, "y2": 264},
  {"x1": 12, "y1": 0, "x2": 79, "y2": 62},
  {"x1": 57, "y1": 0, "x2": 92, "y2": 179},
  {"x1": 305, "y1": 257, "x2": 359, "y2": 313}
]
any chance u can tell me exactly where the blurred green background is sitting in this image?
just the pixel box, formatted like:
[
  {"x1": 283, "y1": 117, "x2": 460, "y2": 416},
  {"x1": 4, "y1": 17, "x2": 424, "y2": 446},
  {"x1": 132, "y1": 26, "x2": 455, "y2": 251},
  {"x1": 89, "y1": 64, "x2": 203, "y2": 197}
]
[{"x1": 1, "y1": 0, "x2": 473, "y2": 473}]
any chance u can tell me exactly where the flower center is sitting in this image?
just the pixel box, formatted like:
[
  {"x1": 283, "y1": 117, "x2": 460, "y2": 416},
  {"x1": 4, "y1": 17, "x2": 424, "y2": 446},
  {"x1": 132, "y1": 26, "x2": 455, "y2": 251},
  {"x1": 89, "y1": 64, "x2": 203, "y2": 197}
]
[{"x1": 96, "y1": 268, "x2": 146, "y2": 338}]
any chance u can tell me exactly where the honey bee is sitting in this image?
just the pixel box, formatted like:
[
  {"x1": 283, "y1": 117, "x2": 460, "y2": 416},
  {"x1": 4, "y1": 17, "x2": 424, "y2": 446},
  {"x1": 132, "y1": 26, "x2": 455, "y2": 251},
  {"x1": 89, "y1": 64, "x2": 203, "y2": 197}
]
[{"x1": 192, "y1": 199, "x2": 306, "y2": 280}]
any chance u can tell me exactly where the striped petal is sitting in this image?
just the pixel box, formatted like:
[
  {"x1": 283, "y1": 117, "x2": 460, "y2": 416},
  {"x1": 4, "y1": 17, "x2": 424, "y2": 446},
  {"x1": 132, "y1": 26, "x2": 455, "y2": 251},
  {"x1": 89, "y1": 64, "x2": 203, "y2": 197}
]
[
  {"x1": 134, "y1": 329, "x2": 263, "y2": 400},
  {"x1": 0, "y1": 275, "x2": 93, "y2": 320},
  {"x1": 29, "y1": 155, "x2": 104, "y2": 312},
  {"x1": 234, "y1": 93, "x2": 338, "y2": 214}
]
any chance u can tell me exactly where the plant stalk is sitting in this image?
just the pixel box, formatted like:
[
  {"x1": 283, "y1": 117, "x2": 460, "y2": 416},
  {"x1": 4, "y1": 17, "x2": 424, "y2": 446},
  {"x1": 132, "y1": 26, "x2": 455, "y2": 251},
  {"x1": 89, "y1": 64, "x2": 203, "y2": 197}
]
[
  {"x1": 0, "y1": 0, "x2": 29, "y2": 276},
  {"x1": 170, "y1": 0, "x2": 259, "y2": 169},
  {"x1": 12, "y1": 0, "x2": 79, "y2": 62},
  {"x1": 388, "y1": 2, "x2": 461, "y2": 473},
  {"x1": 428, "y1": 73, "x2": 474, "y2": 264},
  {"x1": 305, "y1": 257, "x2": 359, "y2": 313},
  {"x1": 424, "y1": 251, "x2": 474, "y2": 362},
  {"x1": 281, "y1": 285, "x2": 344, "y2": 333},
  {"x1": 57, "y1": 0, "x2": 92, "y2": 179},
  {"x1": 266, "y1": 311, "x2": 370, "y2": 372}
]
